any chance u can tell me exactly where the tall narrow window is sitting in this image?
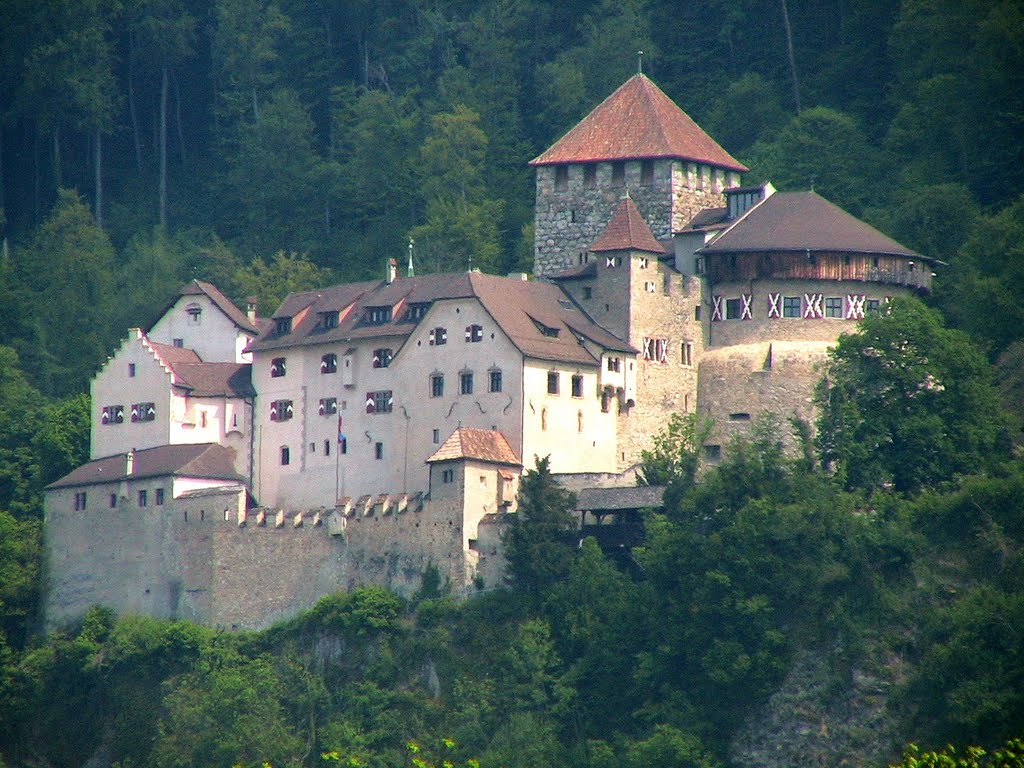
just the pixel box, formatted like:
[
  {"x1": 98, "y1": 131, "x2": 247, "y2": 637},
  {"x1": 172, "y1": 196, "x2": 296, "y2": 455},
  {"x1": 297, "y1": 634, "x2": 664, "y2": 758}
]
[
  {"x1": 571, "y1": 374, "x2": 584, "y2": 398},
  {"x1": 270, "y1": 357, "x2": 286, "y2": 377},
  {"x1": 375, "y1": 442, "x2": 384, "y2": 460},
  {"x1": 155, "y1": 488, "x2": 164, "y2": 506},
  {"x1": 280, "y1": 446, "x2": 290, "y2": 465},
  {"x1": 138, "y1": 490, "x2": 148, "y2": 507},
  {"x1": 430, "y1": 374, "x2": 444, "y2": 398},
  {"x1": 488, "y1": 369, "x2": 502, "y2": 393},
  {"x1": 641, "y1": 160, "x2": 654, "y2": 185},
  {"x1": 547, "y1": 371, "x2": 559, "y2": 395},
  {"x1": 555, "y1": 165, "x2": 569, "y2": 191},
  {"x1": 583, "y1": 164, "x2": 597, "y2": 189},
  {"x1": 128, "y1": 363, "x2": 136, "y2": 377},
  {"x1": 460, "y1": 371, "x2": 474, "y2": 395},
  {"x1": 321, "y1": 353, "x2": 337, "y2": 373},
  {"x1": 611, "y1": 162, "x2": 625, "y2": 187}
]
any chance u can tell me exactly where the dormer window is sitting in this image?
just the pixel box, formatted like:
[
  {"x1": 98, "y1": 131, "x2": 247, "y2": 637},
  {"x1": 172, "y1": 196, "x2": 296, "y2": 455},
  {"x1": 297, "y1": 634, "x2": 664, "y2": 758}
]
[
  {"x1": 275, "y1": 317, "x2": 292, "y2": 335},
  {"x1": 533, "y1": 319, "x2": 560, "y2": 338},
  {"x1": 319, "y1": 311, "x2": 339, "y2": 329},
  {"x1": 366, "y1": 306, "x2": 392, "y2": 325},
  {"x1": 185, "y1": 302, "x2": 202, "y2": 324},
  {"x1": 405, "y1": 303, "x2": 430, "y2": 322}
]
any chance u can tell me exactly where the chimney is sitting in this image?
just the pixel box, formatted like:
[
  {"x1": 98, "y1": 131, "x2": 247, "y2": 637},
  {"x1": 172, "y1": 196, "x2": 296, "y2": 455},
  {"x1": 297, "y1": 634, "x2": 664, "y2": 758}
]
[
  {"x1": 125, "y1": 449, "x2": 135, "y2": 476},
  {"x1": 386, "y1": 258, "x2": 398, "y2": 284},
  {"x1": 246, "y1": 297, "x2": 258, "y2": 323}
]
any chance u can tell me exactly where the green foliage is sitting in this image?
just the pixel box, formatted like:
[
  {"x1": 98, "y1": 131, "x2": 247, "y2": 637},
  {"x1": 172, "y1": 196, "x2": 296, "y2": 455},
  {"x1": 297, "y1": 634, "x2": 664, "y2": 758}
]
[
  {"x1": 306, "y1": 587, "x2": 404, "y2": 636},
  {"x1": 0, "y1": 512, "x2": 40, "y2": 648},
  {"x1": 637, "y1": 412, "x2": 712, "y2": 503},
  {"x1": 891, "y1": 737, "x2": 1024, "y2": 768},
  {"x1": 503, "y1": 456, "x2": 577, "y2": 600},
  {"x1": 233, "y1": 250, "x2": 332, "y2": 316},
  {"x1": 816, "y1": 297, "x2": 1011, "y2": 493}
]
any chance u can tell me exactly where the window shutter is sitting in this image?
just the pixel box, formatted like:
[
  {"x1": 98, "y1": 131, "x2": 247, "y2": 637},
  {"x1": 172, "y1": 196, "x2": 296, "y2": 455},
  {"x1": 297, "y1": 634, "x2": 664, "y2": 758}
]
[
  {"x1": 131, "y1": 404, "x2": 140, "y2": 422},
  {"x1": 366, "y1": 393, "x2": 375, "y2": 413}
]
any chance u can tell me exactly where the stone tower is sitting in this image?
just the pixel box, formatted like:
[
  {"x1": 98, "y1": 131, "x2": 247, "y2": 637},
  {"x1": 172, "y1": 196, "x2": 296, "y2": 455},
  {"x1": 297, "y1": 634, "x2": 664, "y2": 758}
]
[{"x1": 530, "y1": 74, "x2": 747, "y2": 278}]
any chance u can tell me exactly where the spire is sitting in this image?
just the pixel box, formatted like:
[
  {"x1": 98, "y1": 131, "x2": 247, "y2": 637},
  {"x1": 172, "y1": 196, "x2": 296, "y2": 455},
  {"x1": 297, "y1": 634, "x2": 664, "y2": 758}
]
[
  {"x1": 590, "y1": 197, "x2": 666, "y2": 254},
  {"x1": 407, "y1": 237, "x2": 415, "y2": 278},
  {"x1": 637, "y1": 50, "x2": 644, "y2": 75}
]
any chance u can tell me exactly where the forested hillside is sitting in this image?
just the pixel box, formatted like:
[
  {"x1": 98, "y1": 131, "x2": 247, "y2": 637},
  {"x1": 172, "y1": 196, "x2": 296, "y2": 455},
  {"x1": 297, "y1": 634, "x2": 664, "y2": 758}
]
[{"x1": 1, "y1": 0, "x2": 1024, "y2": 766}]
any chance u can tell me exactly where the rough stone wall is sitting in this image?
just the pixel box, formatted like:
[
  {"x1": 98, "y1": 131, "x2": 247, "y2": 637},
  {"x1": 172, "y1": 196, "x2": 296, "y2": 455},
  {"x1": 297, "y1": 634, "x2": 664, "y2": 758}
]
[{"x1": 533, "y1": 160, "x2": 735, "y2": 277}]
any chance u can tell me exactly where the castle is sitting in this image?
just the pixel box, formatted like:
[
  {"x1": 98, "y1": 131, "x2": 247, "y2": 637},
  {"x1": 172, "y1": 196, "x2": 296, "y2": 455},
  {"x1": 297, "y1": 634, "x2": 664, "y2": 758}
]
[{"x1": 44, "y1": 74, "x2": 934, "y2": 630}]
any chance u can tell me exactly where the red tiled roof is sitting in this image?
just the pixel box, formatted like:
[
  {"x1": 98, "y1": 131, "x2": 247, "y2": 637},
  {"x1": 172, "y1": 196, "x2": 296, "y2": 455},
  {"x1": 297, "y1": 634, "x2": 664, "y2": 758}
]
[
  {"x1": 530, "y1": 74, "x2": 748, "y2": 172},
  {"x1": 172, "y1": 363, "x2": 255, "y2": 397},
  {"x1": 590, "y1": 197, "x2": 667, "y2": 254},
  {"x1": 700, "y1": 191, "x2": 924, "y2": 258},
  {"x1": 427, "y1": 428, "x2": 521, "y2": 466},
  {"x1": 149, "y1": 342, "x2": 202, "y2": 366},
  {"x1": 47, "y1": 444, "x2": 244, "y2": 489}
]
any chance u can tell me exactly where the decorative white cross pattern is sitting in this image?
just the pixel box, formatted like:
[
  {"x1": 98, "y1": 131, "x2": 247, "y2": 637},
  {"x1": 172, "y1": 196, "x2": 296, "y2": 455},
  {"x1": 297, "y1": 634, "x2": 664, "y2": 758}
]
[
  {"x1": 712, "y1": 295, "x2": 724, "y2": 321},
  {"x1": 846, "y1": 294, "x2": 866, "y2": 319},
  {"x1": 655, "y1": 338, "x2": 669, "y2": 363},
  {"x1": 767, "y1": 293, "x2": 782, "y2": 319},
  {"x1": 741, "y1": 293, "x2": 753, "y2": 320},
  {"x1": 803, "y1": 293, "x2": 824, "y2": 319}
]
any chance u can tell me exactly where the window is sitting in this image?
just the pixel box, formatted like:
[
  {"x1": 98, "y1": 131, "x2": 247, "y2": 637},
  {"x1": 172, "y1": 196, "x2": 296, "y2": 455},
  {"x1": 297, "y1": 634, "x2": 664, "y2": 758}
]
[
  {"x1": 433, "y1": 429, "x2": 440, "y2": 444},
  {"x1": 319, "y1": 398, "x2": 338, "y2": 415},
  {"x1": 681, "y1": 341, "x2": 694, "y2": 367},
  {"x1": 607, "y1": 357, "x2": 621, "y2": 372},
  {"x1": 430, "y1": 374, "x2": 444, "y2": 398},
  {"x1": 200, "y1": 411, "x2": 208, "y2": 428},
  {"x1": 555, "y1": 165, "x2": 569, "y2": 191},
  {"x1": 641, "y1": 160, "x2": 654, "y2": 185},
  {"x1": 605, "y1": 255, "x2": 622, "y2": 268},
  {"x1": 547, "y1": 371, "x2": 559, "y2": 395},
  {"x1": 583, "y1": 286, "x2": 592, "y2": 299},
  {"x1": 405, "y1": 303, "x2": 429, "y2": 322},
  {"x1": 275, "y1": 317, "x2": 292, "y2": 335},
  {"x1": 866, "y1": 299, "x2": 882, "y2": 315},
  {"x1": 611, "y1": 161, "x2": 625, "y2": 187},
  {"x1": 366, "y1": 306, "x2": 392, "y2": 325},
  {"x1": 128, "y1": 363, "x2": 136, "y2": 377},
  {"x1": 110, "y1": 493, "x2": 117, "y2": 508},
  {"x1": 725, "y1": 298, "x2": 742, "y2": 319},
  {"x1": 704, "y1": 444, "x2": 722, "y2": 462},
  {"x1": 535, "y1": 321, "x2": 560, "y2": 338},
  {"x1": 601, "y1": 389, "x2": 611, "y2": 412},
  {"x1": 825, "y1": 297, "x2": 843, "y2": 318},
  {"x1": 645, "y1": 281, "x2": 657, "y2": 292},
  {"x1": 783, "y1": 296, "x2": 802, "y2": 318},
  {"x1": 583, "y1": 164, "x2": 597, "y2": 189},
  {"x1": 324, "y1": 440, "x2": 331, "y2": 457},
  {"x1": 321, "y1": 353, "x2": 337, "y2": 373},
  {"x1": 460, "y1": 371, "x2": 474, "y2": 395},
  {"x1": 101, "y1": 405, "x2": 125, "y2": 425},
  {"x1": 429, "y1": 327, "x2": 447, "y2": 346},
  {"x1": 138, "y1": 490, "x2": 148, "y2": 507},
  {"x1": 340, "y1": 437, "x2": 347, "y2": 454},
  {"x1": 642, "y1": 337, "x2": 669, "y2": 363},
  {"x1": 375, "y1": 442, "x2": 384, "y2": 460},
  {"x1": 442, "y1": 468, "x2": 454, "y2": 483},
  {"x1": 366, "y1": 390, "x2": 393, "y2": 414},
  {"x1": 155, "y1": 488, "x2": 164, "y2": 506},
  {"x1": 131, "y1": 402, "x2": 156, "y2": 422},
  {"x1": 270, "y1": 357, "x2": 286, "y2": 377},
  {"x1": 320, "y1": 310, "x2": 339, "y2": 329},
  {"x1": 729, "y1": 412, "x2": 752, "y2": 421},
  {"x1": 74, "y1": 491, "x2": 87, "y2": 510},
  {"x1": 578, "y1": 410, "x2": 584, "y2": 432},
  {"x1": 489, "y1": 369, "x2": 503, "y2": 393},
  {"x1": 280, "y1": 446, "x2": 290, "y2": 465},
  {"x1": 571, "y1": 374, "x2": 584, "y2": 398},
  {"x1": 173, "y1": 338, "x2": 184, "y2": 348},
  {"x1": 465, "y1": 324, "x2": 483, "y2": 342},
  {"x1": 695, "y1": 305, "x2": 702, "y2": 321},
  {"x1": 638, "y1": 257, "x2": 649, "y2": 269},
  {"x1": 372, "y1": 348, "x2": 393, "y2": 368},
  {"x1": 270, "y1": 399, "x2": 293, "y2": 421}
]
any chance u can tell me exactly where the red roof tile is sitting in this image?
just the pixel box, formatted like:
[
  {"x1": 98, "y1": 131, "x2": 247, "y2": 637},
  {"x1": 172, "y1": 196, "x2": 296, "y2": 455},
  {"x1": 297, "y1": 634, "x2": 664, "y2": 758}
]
[
  {"x1": 590, "y1": 197, "x2": 667, "y2": 254},
  {"x1": 530, "y1": 74, "x2": 747, "y2": 172},
  {"x1": 701, "y1": 191, "x2": 924, "y2": 258},
  {"x1": 427, "y1": 428, "x2": 521, "y2": 466},
  {"x1": 149, "y1": 342, "x2": 202, "y2": 366}
]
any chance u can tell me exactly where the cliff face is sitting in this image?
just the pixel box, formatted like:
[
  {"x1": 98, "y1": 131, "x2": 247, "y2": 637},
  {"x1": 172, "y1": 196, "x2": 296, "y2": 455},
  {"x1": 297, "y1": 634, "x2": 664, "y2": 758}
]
[{"x1": 730, "y1": 645, "x2": 906, "y2": 768}]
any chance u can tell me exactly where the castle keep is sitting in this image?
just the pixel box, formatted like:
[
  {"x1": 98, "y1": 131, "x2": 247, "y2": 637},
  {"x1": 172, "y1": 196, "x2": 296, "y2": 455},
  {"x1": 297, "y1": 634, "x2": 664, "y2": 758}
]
[{"x1": 44, "y1": 74, "x2": 935, "y2": 630}]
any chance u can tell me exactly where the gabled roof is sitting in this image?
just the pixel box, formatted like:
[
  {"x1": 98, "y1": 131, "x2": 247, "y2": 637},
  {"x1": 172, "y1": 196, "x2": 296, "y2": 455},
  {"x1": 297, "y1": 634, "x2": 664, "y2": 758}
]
[
  {"x1": 172, "y1": 363, "x2": 255, "y2": 397},
  {"x1": 180, "y1": 280, "x2": 261, "y2": 335},
  {"x1": 427, "y1": 428, "x2": 521, "y2": 466},
  {"x1": 590, "y1": 197, "x2": 668, "y2": 254},
  {"x1": 47, "y1": 444, "x2": 244, "y2": 489},
  {"x1": 248, "y1": 271, "x2": 635, "y2": 364},
  {"x1": 699, "y1": 191, "x2": 924, "y2": 259},
  {"x1": 530, "y1": 74, "x2": 747, "y2": 172}
]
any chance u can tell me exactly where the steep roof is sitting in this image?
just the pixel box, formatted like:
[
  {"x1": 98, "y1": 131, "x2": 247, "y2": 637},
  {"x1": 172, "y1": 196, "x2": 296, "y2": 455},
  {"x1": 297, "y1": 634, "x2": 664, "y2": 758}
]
[
  {"x1": 590, "y1": 197, "x2": 668, "y2": 254},
  {"x1": 530, "y1": 74, "x2": 747, "y2": 172},
  {"x1": 150, "y1": 280, "x2": 260, "y2": 335},
  {"x1": 248, "y1": 271, "x2": 635, "y2": 364},
  {"x1": 171, "y1": 362, "x2": 255, "y2": 397},
  {"x1": 700, "y1": 191, "x2": 924, "y2": 259},
  {"x1": 47, "y1": 444, "x2": 244, "y2": 489},
  {"x1": 427, "y1": 428, "x2": 521, "y2": 466}
]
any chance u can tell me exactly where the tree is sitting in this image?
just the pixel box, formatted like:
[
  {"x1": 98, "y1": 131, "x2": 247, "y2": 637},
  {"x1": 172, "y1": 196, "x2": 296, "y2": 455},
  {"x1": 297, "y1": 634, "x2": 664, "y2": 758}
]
[
  {"x1": 233, "y1": 250, "x2": 331, "y2": 317},
  {"x1": 503, "y1": 456, "x2": 577, "y2": 599},
  {"x1": 637, "y1": 412, "x2": 711, "y2": 506},
  {"x1": 0, "y1": 347, "x2": 44, "y2": 517},
  {"x1": 890, "y1": 739, "x2": 1024, "y2": 768},
  {"x1": 815, "y1": 296, "x2": 1011, "y2": 493}
]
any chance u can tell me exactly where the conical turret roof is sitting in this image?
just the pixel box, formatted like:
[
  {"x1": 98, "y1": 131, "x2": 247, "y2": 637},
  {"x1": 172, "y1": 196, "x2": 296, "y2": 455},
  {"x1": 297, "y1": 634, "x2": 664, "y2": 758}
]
[
  {"x1": 530, "y1": 74, "x2": 747, "y2": 172},
  {"x1": 590, "y1": 197, "x2": 666, "y2": 254}
]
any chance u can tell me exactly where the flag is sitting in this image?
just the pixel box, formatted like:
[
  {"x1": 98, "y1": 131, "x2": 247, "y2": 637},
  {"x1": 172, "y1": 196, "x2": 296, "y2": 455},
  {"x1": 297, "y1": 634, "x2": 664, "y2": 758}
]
[{"x1": 338, "y1": 413, "x2": 345, "y2": 443}]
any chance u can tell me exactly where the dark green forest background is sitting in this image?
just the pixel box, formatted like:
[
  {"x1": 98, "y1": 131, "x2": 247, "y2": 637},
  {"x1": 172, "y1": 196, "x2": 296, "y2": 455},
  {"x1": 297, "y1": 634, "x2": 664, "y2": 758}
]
[{"x1": 1, "y1": 0, "x2": 1024, "y2": 766}]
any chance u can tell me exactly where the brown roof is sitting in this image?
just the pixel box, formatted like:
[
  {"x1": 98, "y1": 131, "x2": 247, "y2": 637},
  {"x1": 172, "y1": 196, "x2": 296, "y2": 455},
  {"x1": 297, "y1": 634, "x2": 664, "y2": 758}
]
[
  {"x1": 427, "y1": 428, "x2": 521, "y2": 466},
  {"x1": 149, "y1": 342, "x2": 202, "y2": 366},
  {"x1": 590, "y1": 197, "x2": 668, "y2": 254},
  {"x1": 172, "y1": 363, "x2": 255, "y2": 397},
  {"x1": 47, "y1": 444, "x2": 244, "y2": 489},
  {"x1": 530, "y1": 74, "x2": 747, "y2": 172},
  {"x1": 249, "y1": 271, "x2": 634, "y2": 363},
  {"x1": 684, "y1": 206, "x2": 729, "y2": 231},
  {"x1": 700, "y1": 191, "x2": 924, "y2": 259}
]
